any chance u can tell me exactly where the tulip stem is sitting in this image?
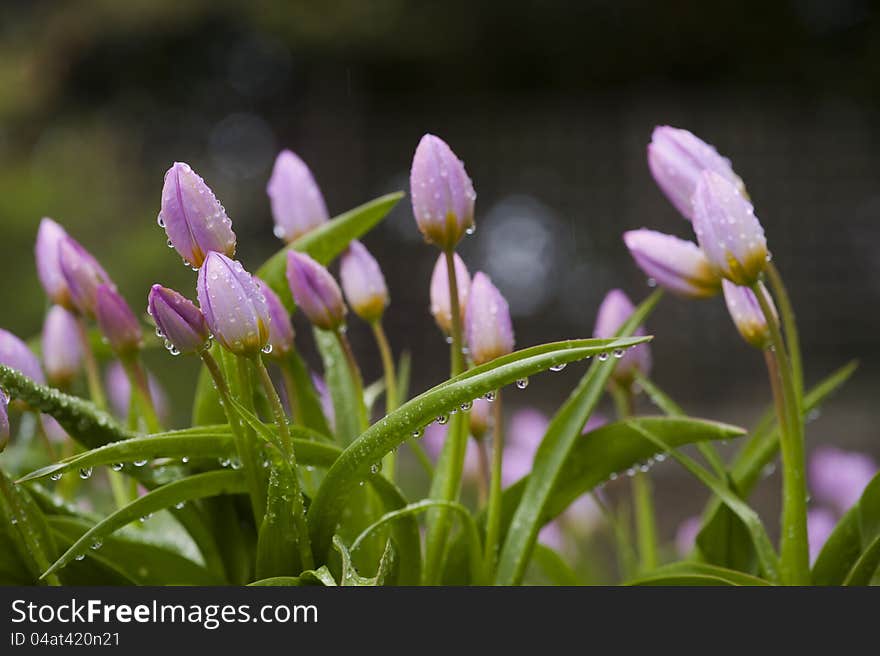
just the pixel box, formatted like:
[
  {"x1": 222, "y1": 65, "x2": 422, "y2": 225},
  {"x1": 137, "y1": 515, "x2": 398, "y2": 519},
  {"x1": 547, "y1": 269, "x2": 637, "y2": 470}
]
[
  {"x1": 371, "y1": 321, "x2": 398, "y2": 480},
  {"x1": 444, "y1": 249, "x2": 466, "y2": 376},
  {"x1": 766, "y1": 261, "x2": 803, "y2": 399},
  {"x1": 333, "y1": 329, "x2": 368, "y2": 433},
  {"x1": 278, "y1": 361, "x2": 302, "y2": 424},
  {"x1": 75, "y1": 317, "x2": 106, "y2": 410},
  {"x1": 252, "y1": 354, "x2": 314, "y2": 571},
  {"x1": 200, "y1": 351, "x2": 266, "y2": 522},
  {"x1": 120, "y1": 356, "x2": 161, "y2": 434},
  {"x1": 483, "y1": 389, "x2": 504, "y2": 580},
  {"x1": 612, "y1": 384, "x2": 657, "y2": 572},
  {"x1": 752, "y1": 281, "x2": 809, "y2": 585},
  {"x1": 476, "y1": 439, "x2": 490, "y2": 505}
]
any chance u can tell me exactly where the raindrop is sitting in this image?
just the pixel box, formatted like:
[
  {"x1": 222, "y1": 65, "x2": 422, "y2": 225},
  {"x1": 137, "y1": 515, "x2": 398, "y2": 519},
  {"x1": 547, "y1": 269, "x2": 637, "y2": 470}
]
[
  {"x1": 549, "y1": 363, "x2": 567, "y2": 372},
  {"x1": 646, "y1": 277, "x2": 657, "y2": 288},
  {"x1": 460, "y1": 400, "x2": 473, "y2": 412},
  {"x1": 370, "y1": 463, "x2": 380, "y2": 475},
  {"x1": 139, "y1": 513, "x2": 153, "y2": 523},
  {"x1": 613, "y1": 349, "x2": 625, "y2": 359},
  {"x1": 174, "y1": 501, "x2": 186, "y2": 510},
  {"x1": 167, "y1": 239, "x2": 175, "y2": 248},
  {"x1": 50, "y1": 472, "x2": 63, "y2": 481},
  {"x1": 626, "y1": 467, "x2": 637, "y2": 477},
  {"x1": 449, "y1": 407, "x2": 458, "y2": 415},
  {"x1": 133, "y1": 459, "x2": 148, "y2": 467},
  {"x1": 157, "y1": 214, "x2": 165, "y2": 228},
  {"x1": 74, "y1": 553, "x2": 85, "y2": 561},
  {"x1": 79, "y1": 467, "x2": 93, "y2": 480},
  {"x1": 262, "y1": 344, "x2": 273, "y2": 355},
  {"x1": 111, "y1": 463, "x2": 124, "y2": 472},
  {"x1": 465, "y1": 225, "x2": 476, "y2": 236},
  {"x1": 90, "y1": 540, "x2": 103, "y2": 551},
  {"x1": 654, "y1": 453, "x2": 667, "y2": 463},
  {"x1": 597, "y1": 352, "x2": 609, "y2": 362},
  {"x1": 609, "y1": 472, "x2": 618, "y2": 481},
  {"x1": 515, "y1": 378, "x2": 529, "y2": 390},
  {"x1": 484, "y1": 390, "x2": 497, "y2": 402},
  {"x1": 436, "y1": 414, "x2": 449, "y2": 425},
  {"x1": 219, "y1": 457, "x2": 231, "y2": 468},
  {"x1": 230, "y1": 458, "x2": 243, "y2": 470},
  {"x1": 181, "y1": 457, "x2": 189, "y2": 464},
  {"x1": 411, "y1": 428, "x2": 423, "y2": 439}
]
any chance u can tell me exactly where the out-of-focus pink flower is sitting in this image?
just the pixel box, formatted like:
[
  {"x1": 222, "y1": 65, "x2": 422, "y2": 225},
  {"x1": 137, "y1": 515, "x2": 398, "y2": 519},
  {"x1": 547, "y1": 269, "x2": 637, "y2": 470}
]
[
  {"x1": 509, "y1": 408, "x2": 549, "y2": 451},
  {"x1": 808, "y1": 508, "x2": 837, "y2": 564},
  {"x1": 538, "y1": 522, "x2": 565, "y2": 551},
  {"x1": 42, "y1": 305, "x2": 83, "y2": 387},
  {"x1": 421, "y1": 422, "x2": 481, "y2": 480},
  {"x1": 40, "y1": 415, "x2": 69, "y2": 444},
  {"x1": 105, "y1": 361, "x2": 170, "y2": 424},
  {"x1": 311, "y1": 373, "x2": 336, "y2": 433},
  {"x1": 675, "y1": 516, "x2": 702, "y2": 557},
  {"x1": 594, "y1": 289, "x2": 651, "y2": 385},
  {"x1": 809, "y1": 446, "x2": 878, "y2": 515},
  {"x1": 468, "y1": 397, "x2": 491, "y2": 440}
]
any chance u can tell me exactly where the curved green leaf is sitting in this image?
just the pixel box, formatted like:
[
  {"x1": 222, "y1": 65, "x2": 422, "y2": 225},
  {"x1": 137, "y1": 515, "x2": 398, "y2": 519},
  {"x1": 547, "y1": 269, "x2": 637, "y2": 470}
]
[
  {"x1": 626, "y1": 562, "x2": 772, "y2": 586},
  {"x1": 496, "y1": 291, "x2": 662, "y2": 585},
  {"x1": 315, "y1": 327, "x2": 367, "y2": 443},
  {"x1": 333, "y1": 536, "x2": 396, "y2": 586},
  {"x1": 281, "y1": 349, "x2": 332, "y2": 437},
  {"x1": 528, "y1": 544, "x2": 583, "y2": 586},
  {"x1": 0, "y1": 469, "x2": 59, "y2": 585},
  {"x1": 307, "y1": 336, "x2": 649, "y2": 559},
  {"x1": 257, "y1": 192, "x2": 404, "y2": 307}
]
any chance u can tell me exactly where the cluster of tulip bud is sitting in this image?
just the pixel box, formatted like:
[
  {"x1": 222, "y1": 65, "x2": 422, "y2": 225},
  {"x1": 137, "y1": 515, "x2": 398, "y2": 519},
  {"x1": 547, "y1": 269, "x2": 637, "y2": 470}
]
[{"x1": 625, "y1": 125, "x2": 776, "y2": 350}]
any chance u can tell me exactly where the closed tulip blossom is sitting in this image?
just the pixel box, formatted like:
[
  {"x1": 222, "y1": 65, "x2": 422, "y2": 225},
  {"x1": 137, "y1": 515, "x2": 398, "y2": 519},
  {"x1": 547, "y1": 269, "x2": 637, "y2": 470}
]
[
  {"x1": 267, "y1": 150, "x2": 329, "y2": 242},
  {"x1": 41, "y1": 305, "x2": 83, "y2": 386},
  {"x1": 722, "y1": 280, "x2": 777, "y2": 349},
  {"x1": 35, "y1": 218, "x2": 73, "y2": 307},
  {"x1": 95, "y1": 284, "x2": 142, "y2": 356},
  {"x1": 286, "y1": 252, "x2": 346, "y2": 331},
  {"x1": 692, "y1": 170, "x2": 768, "y2": 286},
  {"x1": 464, "y1": 273, "x2": 514, "y2": 366},
  {"x1": 623, "y1": 229, "x2": 720, "y2": 298},
  {"x1": 593, "y1": 289, "x2": 651, "y2": 384},
  {"x1": 257, "y1": 280, "x2": 295, "y2": 359},
  {"x1": 339, "y1": 241, "x2": 388, "y2": 323},
  {"x1": 809, "y1": 447, "x2": 878, "y2": 515},
  {"x1": 430, "y1": 252, "x2": 470, "y2": 336},
  {"x1": 647, "y1": 126, "x2": 745, "y2": 221},
  {"x1": 410, "y1": 134, "x2": 476, "y2": 251},
  {"x1": 0, "y1": 328, "x2": 45, "y2": 384},
  {"x1": 58, "y1": 235, "x2": 113, "y2": 317},
  {"x1": 197, "y1": 252, "x2": 270, "y2": 356},
  {"x1": 159, "y1": 162, "x2": 236, "y2": 269},
  {"x1": 105, "y1": 361, "x2": 170, "y2": 423},
  {"x1": 147, "y1": 285, "x2": 210, "y2": 355}
]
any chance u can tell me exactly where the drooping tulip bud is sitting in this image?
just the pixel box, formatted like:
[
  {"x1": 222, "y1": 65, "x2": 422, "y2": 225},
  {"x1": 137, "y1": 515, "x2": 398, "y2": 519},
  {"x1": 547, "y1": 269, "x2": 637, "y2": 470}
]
[
  {"x1": 0, "y1": 328, "x2": 45, "y2": 384},
  {"x1": 409, "y1": 134, "x2": 476, "y2": 250},
  {"x1": 693, "y1": 171, "x2": 768, "y2": 286},
  {"x1": 464, "y1": 272, "x2": 514, "y2": 366},
  {"x1": 256, "y1": 279, "x2": 294, "y2": 359},
  {"x1": 159, "y1": 162, "x2": 236, "y2": 269},
  {"x1": 593, "y1": 289, "x2": 651, "y2": 384},
  {"x1": 57, "y1": 235, "x2": 113, "y2": 317},
  {"x1": 41, "y1": 305, "x2": 83, "y2": 386},
  {"x1": 147, "y1": 285, "x2": 210, "y2": 355},
  {"x1": 285, "y1": 251, "x2": 346, "y2": 331},
  {"x1": 266, "y1": 150, "x2": 329, "y2": 243},
  {"x1": 35, "y1": 218, "x2": 73, "y2": 308},
  {"x1": 647, "y1": 126, "x2": 745, "y2": 221},
  {"x1": 809, "y1": 447, "x2": 877, "y2": 515},
  {"x1": 95, "y1": 284, "x2": 142, "y2": 356},
  {"x1": 339, "y1": 241, "x2": 388, "y2": 323},
  {"x1": 430, "y1": 252, "x2": 470, "y2": 335},
  {"x1": 105, "y1": 361, "x2": 170, "y2": 423},
  {"x1": 0, "y1": 391, "x2": 8, "y2": 451},
  {"x1": 721, "y1": 280, "x2": 776, "y2": 349},
  {"x1": 197, "y1": 252, "x2": 271, "y2": 356},
  {"x1": 623, "y1": 229, "x2": 721, "y2": 298},
  {"x1": 468, "y1": 397, "x2": 491, "y2": 440}
]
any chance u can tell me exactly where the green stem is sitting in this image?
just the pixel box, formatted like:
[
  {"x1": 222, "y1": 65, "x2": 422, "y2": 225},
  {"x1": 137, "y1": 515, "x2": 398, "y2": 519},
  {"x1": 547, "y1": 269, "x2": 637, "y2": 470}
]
[
  {"x1": 476, "y1": 438, "x2": 490, "y2": 505},
  {"x1": 752, "y1": 281, "x2": 809, "y2": 585},
  {"x1": 483, "y1": 389, "x2": 504, "y2": 580},
  {"x1": 252, "y1": 354, "x2": 314, "y2": 571},
  {"x1": 200, "y1": 351, "x2": 266, "y2": 522},
  {"x1": 444, "y1": 249, "x2": 466, "y2": 376},
  {"x1": 766, "y1": 261, "x2": 803, "y2": 400},
  {"x1": 75, "y1": 317, "x2": 106, "y2": 410},
  {"x1": 333, "y1": 329, "x2": 368, "y2": 432},
  {"x1": 371, "y1": 320, "x2": 398, "y2": 480},
  {"x1": 279, "y1": 361, "x2": 302, "y2": 424},
  {"x1": 120, "y1": 356, "x2": 160, "y2": 434}
]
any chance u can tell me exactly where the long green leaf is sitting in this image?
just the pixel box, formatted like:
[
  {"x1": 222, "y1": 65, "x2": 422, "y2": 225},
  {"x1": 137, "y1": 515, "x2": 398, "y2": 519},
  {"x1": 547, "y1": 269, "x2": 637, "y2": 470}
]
[
  {"x1": 314, "y1": 328, "x2": 367, "y2": 443},
  {"x1": 307, "y1": 336, "x2": 648, "y2": 560},
  {"x1": 257, "y1": 192, "x2": 404, "y2": 307},
  {"x1": 626, "y1": 562, "x2": 772, "y2": 586},
  {"x1": 282, "y1": 349, "x2": 332, "y2": 436},
  {"x1": 495, "y1": 290, "x2": 662, "y2": 585},
  {"x1": 0, "y1": 469, "x2": 59, "y2": 585}
]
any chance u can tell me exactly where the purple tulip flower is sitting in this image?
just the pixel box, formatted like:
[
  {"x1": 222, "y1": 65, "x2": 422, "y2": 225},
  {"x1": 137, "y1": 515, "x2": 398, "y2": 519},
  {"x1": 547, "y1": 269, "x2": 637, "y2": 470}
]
[
  {"x1": 148, "y1": 285, "x2": 210, "y2": 355},
  {"x1": 721, "y1": 280, "x2": 776, "y2": 349},
  {"x1": 808, "y1": 508, "x2": 836, "y2": 565},
  {"x1": 647, "y1": 126, "x2": 744, "y2": 221},
  {"x1": 285, "y1": 251, "x2": 346, "y2": 331},
  {"x1": 105, "y1": 361, "x2": 170, "y2": 423},
  {"x1": 422, "y1": 421, "x2": 481, "y2": 480},
  {"x1": 257, "y1": 279, "x2": 295, "y2": 359},
  {"x1": 809, "y1": 446, "x2": 878, "y2": 515},
  {"x1": 41, "y1": 305, "x2": 83, "y2": 386},
  {"x1": 58, "y1": 235, "x2": 114, "y2": 317},
  {"x1": 410, "y1": 134, "x2": 476, "y2": 250},
  {"x1": 593, "y1": 289, "x2": 651, "y2": 384},
  {"x1": 623, "y1": 229, "x2": 720, "y2": 298},
  {"x1": 430, "y1": 252, "x2": 470, "y2": 336},
  {"x1": 40, "y1": 414, "x2": 69, "y2": 444},
  {"x1": 692, "y1": 170, "x2": 768, "y2": 286},
  {"x1": 159, "y1": 162, "x2": 236, "y2": 269},
  {"x1": 465, "y1": 272, "x2": 515, "y2": 366},
  {"x1": 339, "y1": 241, "x2": 389, "y2": 323},
  {"x1": 0, "y1": 328, "x2": 45, "y2": 384},
  {"x1": 35, "y1": 218, "x2": 73, "y2": 308},
  {"x1": 197, "y1": 252, "x2": 271, "y2": 356},
  {"x1": 95, "y1": 284, "x2": 142, "y2": 356},
  {"x1": 266, "y1": 150, "x2": 329, "y2": 243}
]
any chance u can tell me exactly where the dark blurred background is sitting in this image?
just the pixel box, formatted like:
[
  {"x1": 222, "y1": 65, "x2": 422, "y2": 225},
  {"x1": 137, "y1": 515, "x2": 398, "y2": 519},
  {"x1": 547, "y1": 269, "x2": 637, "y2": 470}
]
[{"x1": 1, "y1": 0, "x2": 877, "y2": 544}]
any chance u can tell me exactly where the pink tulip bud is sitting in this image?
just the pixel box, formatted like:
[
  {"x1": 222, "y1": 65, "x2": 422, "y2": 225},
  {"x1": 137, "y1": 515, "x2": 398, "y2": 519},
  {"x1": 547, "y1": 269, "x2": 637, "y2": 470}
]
[
  {"x1": 468, "y1": 397, "x2": 491, "y2": 440},
  {"x1": 340, "y1": 241, "x2": 389, "y2": 323},
  {"x1": 410, "y1": 134, "x2": 476, "y2": 250},
  {"x1": 148, "y1": 285, "x2": 210, "y2": 355},
  {"x1": 623, "y1": 229, "x2": 720, "y2": 298},
  {"x1": 257, "y1": 279, "x2": 295, "y2": 359},
  {"x1": 267, "y1": 150, "x2": 329, "y2": 242},
  {"x1": 430, "y1": 252, "x2": 470, "y2": 335},
  {"x1": 647, "y1": 126, "x2": 744, "y2": 221},
  {"x1": 35, "y1": 218, "x2": 73, "y2": 308},
  {"x1": 285, "y1": 251, "x2": 346, "y2": 331},
  {"x1": 42, "y1": 305, "x2": 83, "y2": 386},
  {"x1": 95, "y1": 284, "x2": 143, "y2": 356},
  {"x1": 159, "y1": 162, "x2": 236, "y2": 269},
  {"x1": 105, "y1": 361, "x2": 170, "y2": 423},
  {"x1": 593, "y1": 289, "x2": 651, "y2": 384},
  {"x1": 721, "y1": 280, "x2": 776, "y2": 349},
  {"x1": 675, "y1": 516, "x2": 702, "y2": 557},
  {"x1": 465, "y1": 272, "x2": 514, "y2": 366},
  {"x1": 58, "y1": 235, "x2": 114, "y2": 317},
  {"x1": 693, "y1": 170, "x2": 768, "y2": 286},
  {"x1": 0, "y1": 328, "x2": 45, "y2": 384}
]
